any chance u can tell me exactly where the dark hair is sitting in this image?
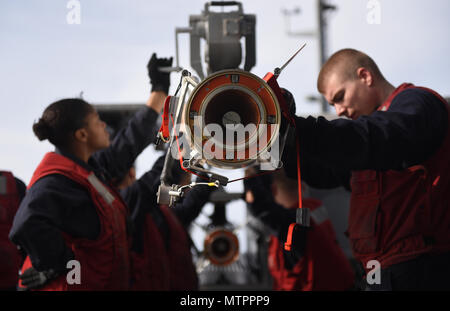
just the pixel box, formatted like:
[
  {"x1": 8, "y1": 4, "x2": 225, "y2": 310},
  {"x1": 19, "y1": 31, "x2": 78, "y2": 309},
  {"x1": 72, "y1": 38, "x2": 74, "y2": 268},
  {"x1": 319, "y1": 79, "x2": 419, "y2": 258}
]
[{"x1": 33, "y1": 98, "x2": 95, "y2": 148}]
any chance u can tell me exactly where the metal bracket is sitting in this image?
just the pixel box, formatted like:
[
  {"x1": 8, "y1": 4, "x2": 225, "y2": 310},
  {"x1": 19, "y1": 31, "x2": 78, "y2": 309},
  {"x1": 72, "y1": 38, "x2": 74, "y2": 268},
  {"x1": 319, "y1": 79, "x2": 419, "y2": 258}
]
[
  {"x1": 296, "y1": 208, "x2": 310, "y2": 228},
  {"x1": 182, "y1": 159, "x2": 229, "y2": 186}
]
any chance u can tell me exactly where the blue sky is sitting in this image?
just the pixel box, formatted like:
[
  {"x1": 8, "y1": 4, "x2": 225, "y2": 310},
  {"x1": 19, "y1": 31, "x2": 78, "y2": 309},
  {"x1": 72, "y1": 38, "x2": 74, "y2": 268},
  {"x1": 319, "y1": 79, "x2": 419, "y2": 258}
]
[{"x1": 1, "y1": 0, "x2": 450, "y2": 251}]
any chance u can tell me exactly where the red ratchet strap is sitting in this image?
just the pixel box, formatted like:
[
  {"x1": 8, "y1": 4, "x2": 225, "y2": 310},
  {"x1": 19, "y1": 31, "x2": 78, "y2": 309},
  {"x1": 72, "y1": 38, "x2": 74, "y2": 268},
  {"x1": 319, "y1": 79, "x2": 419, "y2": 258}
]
[
  {"x1": 263, "y1": 72, "x2": 296, "y2": 127},
  {"x1": 284, "y1": 139, "x2": 303, "y2": 251},
  {"x1": 169, "y1": 114, "x2": 208, "y2": 181},
  {"x1": 158, "y1": 96, "x2": 172, "y2": 143},
  {"x1": 159, "y1": 97, "x2": 205, "y2": 180},
  {"x1": 264, "y1": 71, "x2": 304, "y2": 252}
]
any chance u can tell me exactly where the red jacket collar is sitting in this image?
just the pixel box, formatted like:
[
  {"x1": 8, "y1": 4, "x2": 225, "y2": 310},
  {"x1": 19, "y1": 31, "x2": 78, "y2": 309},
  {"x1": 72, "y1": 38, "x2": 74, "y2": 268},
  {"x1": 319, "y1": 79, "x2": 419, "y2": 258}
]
[{"x1": 378, "y1": 83, "x2": 415, "y2": 111}]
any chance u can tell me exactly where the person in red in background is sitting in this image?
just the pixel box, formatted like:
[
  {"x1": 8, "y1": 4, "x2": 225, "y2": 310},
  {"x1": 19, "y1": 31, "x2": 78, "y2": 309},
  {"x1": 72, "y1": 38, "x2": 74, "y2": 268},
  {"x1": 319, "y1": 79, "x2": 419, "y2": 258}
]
[
  {"x1": 117, "y1": 155, "x2": 214, "y2": 290},
  {"x1": 0, "y1": 171, "x2": 26, "y2": 291},
  {"x1": 244, "y1": 168, "x2": 355, "y2": 291}
]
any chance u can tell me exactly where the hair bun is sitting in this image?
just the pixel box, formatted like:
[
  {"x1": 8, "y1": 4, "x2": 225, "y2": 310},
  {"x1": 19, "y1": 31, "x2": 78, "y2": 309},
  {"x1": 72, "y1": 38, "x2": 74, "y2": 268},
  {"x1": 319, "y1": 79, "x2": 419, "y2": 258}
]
[{"x1": 32, "y1": 118, "x2": 52, "y2": 141}]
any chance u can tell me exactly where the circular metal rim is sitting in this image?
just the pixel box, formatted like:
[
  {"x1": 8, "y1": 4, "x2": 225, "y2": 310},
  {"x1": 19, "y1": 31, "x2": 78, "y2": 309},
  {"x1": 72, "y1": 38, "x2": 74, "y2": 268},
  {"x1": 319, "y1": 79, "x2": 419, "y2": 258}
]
[
  {"x1": 203, "y1": 228, "x2": 240, "y2": 266},
  {"x1": 199, "y1": 84, "x2": 266, "y2": 151},
  {"x1": 183, "y1": 69, "x2": 281, "y2": 169}
]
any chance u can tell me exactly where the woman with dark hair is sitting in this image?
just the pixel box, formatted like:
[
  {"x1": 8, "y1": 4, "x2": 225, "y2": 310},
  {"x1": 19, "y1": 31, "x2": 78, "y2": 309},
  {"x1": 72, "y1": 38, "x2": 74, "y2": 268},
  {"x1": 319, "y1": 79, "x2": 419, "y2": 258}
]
[{"x1": 9, "y1": 53, "x2": 172, "y2": 291}]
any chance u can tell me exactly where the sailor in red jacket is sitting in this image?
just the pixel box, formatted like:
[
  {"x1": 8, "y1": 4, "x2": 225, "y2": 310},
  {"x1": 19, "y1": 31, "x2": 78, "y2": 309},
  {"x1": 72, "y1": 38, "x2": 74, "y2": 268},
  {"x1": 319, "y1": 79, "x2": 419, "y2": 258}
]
[
  {"x1": 283, "y1": 48, "x2": 450, "y2": 290},
  {"x1": 9, "y1": 53, "x2": 172, "y2": 290},
  {"x1": 117, "y1": 155, "x2": 213, "y2": 290},
  {"x1": 0, "y1": 171, "x2": 26, "y2": 291},
  {"x1": 244, "y1": 168, "x2": 355, "y2": 291}
]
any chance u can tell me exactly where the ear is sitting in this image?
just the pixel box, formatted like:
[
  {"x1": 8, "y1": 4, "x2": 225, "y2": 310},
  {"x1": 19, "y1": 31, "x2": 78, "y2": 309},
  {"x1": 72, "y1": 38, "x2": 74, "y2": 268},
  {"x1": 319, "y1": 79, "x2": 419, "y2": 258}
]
[
  {"x1": 74, "y1": 128, "x2": 89, "y2": 143},
  {"x1": 357, "y1": 67, "x2": 373, "y2": 86}
]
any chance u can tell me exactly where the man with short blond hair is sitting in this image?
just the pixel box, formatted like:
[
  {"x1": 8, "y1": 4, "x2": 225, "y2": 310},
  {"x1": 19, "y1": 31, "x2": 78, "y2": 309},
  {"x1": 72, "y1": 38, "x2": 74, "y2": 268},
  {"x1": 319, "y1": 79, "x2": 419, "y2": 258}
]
[{"x1": 284, "y1": 48, "x2": 450, "y2": 290}]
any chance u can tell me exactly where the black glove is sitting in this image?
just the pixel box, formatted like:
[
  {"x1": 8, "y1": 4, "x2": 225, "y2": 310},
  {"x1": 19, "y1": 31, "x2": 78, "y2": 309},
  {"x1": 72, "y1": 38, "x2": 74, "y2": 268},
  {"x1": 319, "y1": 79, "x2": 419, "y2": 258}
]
[
  {"x1": 279, "y1": 88, "x2": 301, "y2": 181},
  {"x1": 281, "y1": 88, "x2": 296, "y2": 117},
  {"x1": 184, "y1": 171, "x2": 215, "y2": 206},
  {"x1": 147, "y1": 53, "x2": 173, "y2": 94},
  {"x1": 170, "y1": 167, "x2": 213, "y2": 223},
  {"x1": 172, "y1": 180, "x2": 214, "y2": 227},
  {"x1": 187, "y1": 182, "x2": 214, "y2": 204},
  {"x1": 19, "y1": 267, "x2": 59, "y2": 290}
]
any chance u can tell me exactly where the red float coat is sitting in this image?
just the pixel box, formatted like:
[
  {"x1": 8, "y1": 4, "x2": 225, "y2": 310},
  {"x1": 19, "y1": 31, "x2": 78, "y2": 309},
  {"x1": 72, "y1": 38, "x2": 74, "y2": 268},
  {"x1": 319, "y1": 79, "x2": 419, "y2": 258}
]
[
  {"x1": 268, "y1": 198, "x2": 355, "y2": 291},
  {"x1": 0, "y1": 171, "x2": 23, "y2": 289},
  {"x1": 348, "y1": 84, "x2": 450, "y2": 271},
  {"x1": 130, "y1": 204, "x2": 198, "y2": 290},
  {"x1": 19, "y1": 152, "x2": 130, "y2": 291}
]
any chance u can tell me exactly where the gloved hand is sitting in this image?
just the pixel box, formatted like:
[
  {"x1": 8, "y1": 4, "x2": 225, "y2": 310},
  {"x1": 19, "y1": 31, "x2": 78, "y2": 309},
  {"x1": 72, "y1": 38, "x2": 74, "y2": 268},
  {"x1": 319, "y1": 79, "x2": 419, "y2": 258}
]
[
  {"x1": 281, "y1": 88, "x2": 296, "y2": 117},
  {"x1": 186, "y1": 170, "x2": 216, "y2": 204},
  {"x1": 279, "y1": 88, "x2": 300, "y2": 181},
  {"x1": 147, "y1": 53, "x2": 173, "y2": 94},
  {"x1": 19, "y1": 267, "x2": 58, "y2": 290},
  {"x1": 171, "y1": 174, "x2": 215, "y2": 227},
  {"x1": 187, "y1": 180, "x2": 215, "y2": 204}
]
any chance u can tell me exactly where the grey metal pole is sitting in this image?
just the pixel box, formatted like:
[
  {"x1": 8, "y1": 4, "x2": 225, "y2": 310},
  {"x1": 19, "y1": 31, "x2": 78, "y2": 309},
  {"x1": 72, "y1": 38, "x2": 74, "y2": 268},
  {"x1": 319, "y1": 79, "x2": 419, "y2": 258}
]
[
  {"x1": 317, "y1": 0, "x2": 336, "y2": 113},
  {"x1": 282, "y1": 0, "x2": 336, "y2": 114},
  {"x1": 317, "y1": 0, "x2": 328, "y2": 113}
]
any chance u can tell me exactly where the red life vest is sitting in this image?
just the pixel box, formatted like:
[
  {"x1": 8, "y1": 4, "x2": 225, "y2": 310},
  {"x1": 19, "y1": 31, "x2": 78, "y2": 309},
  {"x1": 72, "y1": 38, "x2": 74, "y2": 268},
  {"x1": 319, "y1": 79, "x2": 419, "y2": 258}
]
[
  {"x1": 19, "y1": 152, "x2": 131, "y2": 291},
  {"x1": 268, "y1": 198, "x2": 355, "y2": 291},
  {"x1": 130, "y1": 212, "x2": 170, "y2": 290},
  {"x1": 348, "y1": 83, "x2": 450, "y2": 271},
  {"x1": 0, "y1": 171, "x2": 23, "y2": 289},
  {"x1": 130, "y1": 204, "x2": 198, "y2": 290}
]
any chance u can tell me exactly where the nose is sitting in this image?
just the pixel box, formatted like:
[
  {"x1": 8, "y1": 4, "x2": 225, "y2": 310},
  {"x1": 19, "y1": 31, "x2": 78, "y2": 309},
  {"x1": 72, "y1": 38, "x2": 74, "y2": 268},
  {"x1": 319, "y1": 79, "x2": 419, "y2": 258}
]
[{"x1": 334, "y1": 104, "x2": 347, "y2": 117}]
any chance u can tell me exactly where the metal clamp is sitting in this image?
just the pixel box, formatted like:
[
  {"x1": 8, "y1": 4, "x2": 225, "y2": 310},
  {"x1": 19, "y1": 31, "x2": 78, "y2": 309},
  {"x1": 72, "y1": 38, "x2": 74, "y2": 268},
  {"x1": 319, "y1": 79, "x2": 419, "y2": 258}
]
[{"x1": 296, "y1": 207, "x2": 310, "y2": 228}]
